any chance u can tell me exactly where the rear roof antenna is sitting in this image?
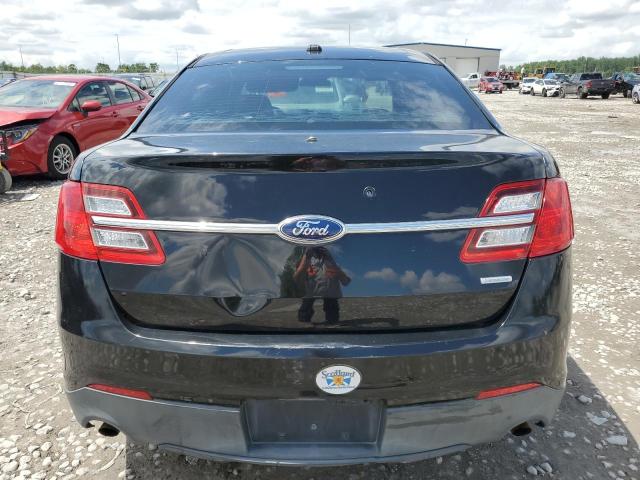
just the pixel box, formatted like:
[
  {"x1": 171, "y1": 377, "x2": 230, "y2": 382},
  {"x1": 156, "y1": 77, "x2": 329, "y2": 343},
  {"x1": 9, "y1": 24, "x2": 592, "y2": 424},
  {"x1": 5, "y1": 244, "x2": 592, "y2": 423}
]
[{"x1": 307, "y1": 44, "x2": 322, "y2": 54}]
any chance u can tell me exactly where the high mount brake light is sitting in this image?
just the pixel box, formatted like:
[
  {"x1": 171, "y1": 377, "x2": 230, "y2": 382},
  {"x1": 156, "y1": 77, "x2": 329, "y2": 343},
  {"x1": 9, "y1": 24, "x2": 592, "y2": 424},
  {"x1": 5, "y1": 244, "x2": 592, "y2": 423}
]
[
  {"x1": 460, "y1": 178, "x2": 573, "y2": 263},
  {"x1": 55, "y1": 181, "x2": 165, "y2": 265}
]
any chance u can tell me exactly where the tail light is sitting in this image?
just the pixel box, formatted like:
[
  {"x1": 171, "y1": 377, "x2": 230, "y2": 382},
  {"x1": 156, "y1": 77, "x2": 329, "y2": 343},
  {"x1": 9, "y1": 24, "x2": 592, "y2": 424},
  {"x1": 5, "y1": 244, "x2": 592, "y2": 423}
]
[
  {"x1": 584, "y1": 81, "x2": 592, "y2": 88},
  {"x1": 55, "y1": 181, "x2": 165, "y2": 265},
  {"x1": 460, "y1": 178, "x2": 573, "y2": 263}
]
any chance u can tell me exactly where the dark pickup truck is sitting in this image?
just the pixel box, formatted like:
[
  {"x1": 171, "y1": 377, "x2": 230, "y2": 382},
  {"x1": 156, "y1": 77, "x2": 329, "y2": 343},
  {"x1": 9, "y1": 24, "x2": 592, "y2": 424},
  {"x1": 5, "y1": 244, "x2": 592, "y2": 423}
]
[
  {"x1": 560, "y1": 73, "x2": 615, "y2": 99},
  {"x1": 610, "y1": 72, "x2": 640, "y2": 97}
]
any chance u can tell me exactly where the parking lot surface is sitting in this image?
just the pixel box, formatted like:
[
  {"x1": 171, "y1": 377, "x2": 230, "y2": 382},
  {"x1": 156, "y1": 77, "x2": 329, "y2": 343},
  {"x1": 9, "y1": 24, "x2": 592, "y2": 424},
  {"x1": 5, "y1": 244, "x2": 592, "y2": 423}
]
[{"x1": 1, "y1": 91, "x2": 639, "y2": 479}]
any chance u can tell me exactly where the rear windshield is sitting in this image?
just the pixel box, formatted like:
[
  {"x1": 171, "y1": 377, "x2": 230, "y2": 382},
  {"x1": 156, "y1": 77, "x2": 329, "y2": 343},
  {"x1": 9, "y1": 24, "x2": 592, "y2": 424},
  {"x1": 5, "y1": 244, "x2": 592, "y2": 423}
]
[
  {"x1": 0, "y1": 79, "x2": 75, "y2": 108},
  {"x1": 136, "y1": 60, "x2": 493, "y2": 133}
]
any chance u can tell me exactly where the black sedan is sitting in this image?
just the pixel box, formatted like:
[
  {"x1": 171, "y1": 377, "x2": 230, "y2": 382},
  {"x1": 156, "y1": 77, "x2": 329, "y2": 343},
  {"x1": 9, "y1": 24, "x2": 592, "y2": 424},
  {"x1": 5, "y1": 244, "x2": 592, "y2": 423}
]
[{"x1": 55, "y1": 45, "x2": 574, "y2": 465}]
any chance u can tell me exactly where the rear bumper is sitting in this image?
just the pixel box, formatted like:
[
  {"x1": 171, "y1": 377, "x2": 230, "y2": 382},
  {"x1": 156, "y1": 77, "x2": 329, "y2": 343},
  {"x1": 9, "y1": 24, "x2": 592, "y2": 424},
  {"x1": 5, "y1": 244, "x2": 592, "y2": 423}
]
[
  {"x1": 58, "y1": 248, "x2": 572, "y2": 463},
  {"x1": 67, "y1": 384, "x2": 562, "y2": 465},
  {"x1": 586, "y1": 88, "x2": 612, "y2": 95}
]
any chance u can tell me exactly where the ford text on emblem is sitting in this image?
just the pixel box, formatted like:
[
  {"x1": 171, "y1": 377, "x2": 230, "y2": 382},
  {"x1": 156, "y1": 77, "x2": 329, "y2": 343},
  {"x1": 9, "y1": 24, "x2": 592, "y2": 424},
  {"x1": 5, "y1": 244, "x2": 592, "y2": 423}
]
[{"x1": 277, "y1": 215, "x2": 346, "y2": 245}]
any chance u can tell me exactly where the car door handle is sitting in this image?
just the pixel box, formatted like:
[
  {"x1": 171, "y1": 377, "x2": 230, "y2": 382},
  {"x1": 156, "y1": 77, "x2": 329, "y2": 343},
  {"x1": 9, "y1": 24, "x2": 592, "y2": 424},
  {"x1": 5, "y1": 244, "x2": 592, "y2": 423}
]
[
  {"x1": 111, "y1": 111, "x2": 119, "y2": 117},
  {"x1": 137, "y1": 105, "x2": 145, "y2": 111}
]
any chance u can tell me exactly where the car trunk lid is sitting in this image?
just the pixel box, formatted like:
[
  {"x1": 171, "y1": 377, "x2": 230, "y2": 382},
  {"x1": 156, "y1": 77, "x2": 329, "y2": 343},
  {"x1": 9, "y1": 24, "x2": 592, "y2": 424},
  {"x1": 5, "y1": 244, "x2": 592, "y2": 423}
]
[{"x1": 80, "y1": 131, "x2": 546, "y2": 332}]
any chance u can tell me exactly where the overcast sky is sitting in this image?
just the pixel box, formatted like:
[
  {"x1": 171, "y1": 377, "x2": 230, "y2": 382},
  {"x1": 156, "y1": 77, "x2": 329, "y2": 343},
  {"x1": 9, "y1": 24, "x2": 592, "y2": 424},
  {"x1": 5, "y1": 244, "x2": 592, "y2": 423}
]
[{"x1": 2, "y1": 0, "x2": 639, "y2": 72}]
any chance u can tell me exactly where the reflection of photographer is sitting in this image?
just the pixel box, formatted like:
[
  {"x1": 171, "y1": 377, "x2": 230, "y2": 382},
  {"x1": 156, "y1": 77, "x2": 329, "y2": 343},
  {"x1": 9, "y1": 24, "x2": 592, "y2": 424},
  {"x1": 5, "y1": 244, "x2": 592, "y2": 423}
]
[{"x1": 294, "y1": 247, "x2": 351, "y2": 324}]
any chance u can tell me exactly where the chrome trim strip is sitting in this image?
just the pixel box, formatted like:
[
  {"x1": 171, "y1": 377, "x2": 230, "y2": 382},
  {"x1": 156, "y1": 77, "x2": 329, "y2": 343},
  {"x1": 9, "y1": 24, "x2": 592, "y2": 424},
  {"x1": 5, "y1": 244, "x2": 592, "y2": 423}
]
[
  {"x1": 91, "y1": 213, "x2": 534, "y2": 235},
  {"x1": 92, "y1": 217, "x2": 278, "y2": 234},
  {"x1": 345, "y1": 214, "x2": 534, "y2": 234}
]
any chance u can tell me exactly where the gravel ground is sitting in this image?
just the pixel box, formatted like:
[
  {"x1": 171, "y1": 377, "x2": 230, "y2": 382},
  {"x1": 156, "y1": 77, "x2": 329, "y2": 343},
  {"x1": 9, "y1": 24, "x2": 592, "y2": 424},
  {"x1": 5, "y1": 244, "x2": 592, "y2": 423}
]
[{"x1": 1, "y1": 90, "x2": 639, "y2": 479}]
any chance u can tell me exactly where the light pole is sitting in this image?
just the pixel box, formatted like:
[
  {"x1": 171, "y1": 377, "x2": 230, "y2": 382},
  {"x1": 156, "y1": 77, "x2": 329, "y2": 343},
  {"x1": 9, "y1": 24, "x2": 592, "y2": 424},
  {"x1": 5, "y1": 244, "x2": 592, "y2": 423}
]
[
  {"x1": 115, "y1": 34, "x2": 121, "y2": 70},
  {"x1": 19, "y1": 45, "x2": 24, "y2": 69}
]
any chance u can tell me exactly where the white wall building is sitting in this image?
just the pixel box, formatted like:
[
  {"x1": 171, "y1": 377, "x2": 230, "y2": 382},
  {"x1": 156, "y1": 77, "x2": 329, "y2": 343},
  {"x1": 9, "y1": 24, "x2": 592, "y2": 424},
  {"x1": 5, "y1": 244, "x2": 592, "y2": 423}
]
[{"x1": 385, "y1": 42, "x2": 501, "y2": 76}]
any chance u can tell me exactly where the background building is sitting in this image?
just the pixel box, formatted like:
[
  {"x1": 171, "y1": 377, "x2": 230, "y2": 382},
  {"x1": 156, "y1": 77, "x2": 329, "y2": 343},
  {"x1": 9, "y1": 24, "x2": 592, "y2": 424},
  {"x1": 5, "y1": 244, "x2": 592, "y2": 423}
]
[{"x1": 385, "y1": 42, "x2": 501, "y2": 76}]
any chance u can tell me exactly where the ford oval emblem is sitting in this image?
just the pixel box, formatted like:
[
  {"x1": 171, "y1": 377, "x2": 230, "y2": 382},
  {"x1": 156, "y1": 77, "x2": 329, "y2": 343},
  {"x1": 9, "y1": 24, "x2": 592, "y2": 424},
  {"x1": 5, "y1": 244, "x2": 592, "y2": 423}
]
[{"x1": 277, "y1": 215, "x2": 346, "y2": 245}]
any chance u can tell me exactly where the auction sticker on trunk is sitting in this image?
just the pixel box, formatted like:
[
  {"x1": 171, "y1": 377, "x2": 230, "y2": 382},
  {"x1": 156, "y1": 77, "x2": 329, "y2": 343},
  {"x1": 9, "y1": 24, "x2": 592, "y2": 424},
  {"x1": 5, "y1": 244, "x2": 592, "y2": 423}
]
[{"x1": 316, "y1": 365, "x2": 362, "y2": 394}]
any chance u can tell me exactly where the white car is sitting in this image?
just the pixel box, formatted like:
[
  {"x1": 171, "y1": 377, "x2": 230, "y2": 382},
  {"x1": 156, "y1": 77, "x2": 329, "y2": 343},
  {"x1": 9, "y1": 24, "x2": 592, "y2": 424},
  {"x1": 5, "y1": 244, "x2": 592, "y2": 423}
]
[
  {"x1": 460, "y1": 72, "x2": 480, "y2": 89},
  {"x1": 519, "y1": 77, "x2": 536, "y2": 94},
  {"x1": 632, "y1": 84, "x2": 640, "y2": 104},
  {"x1": 531, "y1": 79, "x2": 561, "y2": 97}
]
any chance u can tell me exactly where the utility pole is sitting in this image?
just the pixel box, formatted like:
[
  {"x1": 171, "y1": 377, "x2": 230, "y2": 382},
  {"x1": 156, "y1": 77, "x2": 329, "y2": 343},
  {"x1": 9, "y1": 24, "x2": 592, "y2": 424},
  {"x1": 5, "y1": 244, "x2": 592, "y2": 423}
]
[
  {"x1": 19, "y1": 45, "x2": 24, "y2": 69},
  {"x1": 115, "y1": 34, "x2": 121, "y2": 70},
  {"x1": 348, "y1": 24, "x2": 351, "y2": 46}
]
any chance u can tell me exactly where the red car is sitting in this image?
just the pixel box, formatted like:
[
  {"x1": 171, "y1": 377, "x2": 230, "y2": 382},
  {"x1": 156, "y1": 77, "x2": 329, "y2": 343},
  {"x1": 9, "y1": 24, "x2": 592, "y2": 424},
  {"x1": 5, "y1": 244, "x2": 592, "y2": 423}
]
[
  {"x1": 0, "y1": 75, "x2": 150, "y2": 178},
  {"x1": 478, "y1": 77, "x2": 504, "y2": 94}
]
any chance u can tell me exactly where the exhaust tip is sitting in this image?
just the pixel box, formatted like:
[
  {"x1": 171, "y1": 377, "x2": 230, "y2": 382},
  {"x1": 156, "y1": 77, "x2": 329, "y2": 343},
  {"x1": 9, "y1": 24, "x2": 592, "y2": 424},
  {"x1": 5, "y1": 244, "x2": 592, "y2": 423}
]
[
  {"x1": 511, "y1": 422, "x2": 532, "y2": 437},
  {"x1": 98, "y1": 422, "x2": 120, "y2": 437}
]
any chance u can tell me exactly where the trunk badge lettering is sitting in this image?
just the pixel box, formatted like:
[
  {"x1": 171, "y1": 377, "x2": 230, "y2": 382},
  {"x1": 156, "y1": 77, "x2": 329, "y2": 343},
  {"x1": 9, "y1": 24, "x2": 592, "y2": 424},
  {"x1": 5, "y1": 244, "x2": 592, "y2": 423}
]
[
  {"x1": 480, "y1": 275, "x2": 513, "y2": 285},
  {"x1": 278, "y1": 215, "x2": 346, "y2": 245}
]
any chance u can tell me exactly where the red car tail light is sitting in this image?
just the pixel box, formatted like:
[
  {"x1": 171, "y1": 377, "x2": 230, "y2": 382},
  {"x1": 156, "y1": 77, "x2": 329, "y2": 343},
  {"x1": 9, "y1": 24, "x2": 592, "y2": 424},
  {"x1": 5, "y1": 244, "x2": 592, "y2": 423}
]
[
  {"x1": 460, "y1": 178, "x2": 573, "y2": 263},
  {"x1": 528, "y1": 178, "x2": 574, "y2": 257},
  {"x1": 584, "y1": 81, "x2": 592, "y2": 89},
  {"x1": 55, "y1": 181, "x2": 165, "y2": 265},
  {"x1": 56, "y1": 182, "x2": 98, "y2": 260}
]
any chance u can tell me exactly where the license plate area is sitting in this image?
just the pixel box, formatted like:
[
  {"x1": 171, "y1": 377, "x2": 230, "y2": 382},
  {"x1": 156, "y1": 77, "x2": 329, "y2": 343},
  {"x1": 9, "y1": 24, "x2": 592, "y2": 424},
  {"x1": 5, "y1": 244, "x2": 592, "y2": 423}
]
[{"x1": 243, "y1": 399, "x2": 384, "y2": 444}]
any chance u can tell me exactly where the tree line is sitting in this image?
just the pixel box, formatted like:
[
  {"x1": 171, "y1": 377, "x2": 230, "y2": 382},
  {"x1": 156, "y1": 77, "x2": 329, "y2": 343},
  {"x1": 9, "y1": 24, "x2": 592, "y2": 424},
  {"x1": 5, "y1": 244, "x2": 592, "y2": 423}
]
[
  {"x1": 0, "y1": 61, "x2": 160, "y2": 74},
  {"x1": 502, "y1": 55, "x2": 640, "y2": 76},
  {"x1": 4, "y1": 54, "x2": 639, "y2": 77}
]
